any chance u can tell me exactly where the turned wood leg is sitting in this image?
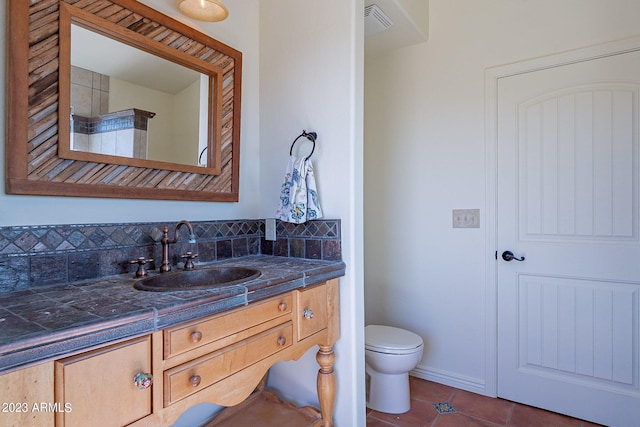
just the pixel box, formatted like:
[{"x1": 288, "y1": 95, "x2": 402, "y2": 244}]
[{"x1": 316, "y1": 345, "x2": 336, "y2": 427}]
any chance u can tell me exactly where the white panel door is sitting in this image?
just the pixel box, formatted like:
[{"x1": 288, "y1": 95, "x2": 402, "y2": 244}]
[{"x1": 497, "y1": 49, "x2": 640, "y2": 427}]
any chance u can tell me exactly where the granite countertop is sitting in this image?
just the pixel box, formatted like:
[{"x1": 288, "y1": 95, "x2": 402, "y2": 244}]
[{"x1": 0, "y1": 255, "x2": 346, "y2": 374}]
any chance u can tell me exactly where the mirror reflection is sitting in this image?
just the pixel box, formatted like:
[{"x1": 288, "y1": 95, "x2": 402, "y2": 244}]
[{"x1": 70, "y1": 24, "x2": 209, "y2": 167}]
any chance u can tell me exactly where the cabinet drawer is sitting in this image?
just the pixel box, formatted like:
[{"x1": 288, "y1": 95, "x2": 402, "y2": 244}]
[
  {"x1": 164, "y1": 322, "x2": 292, "y2": 406},
  {"x1": 164, "y1": 294, "x2": 292, "y2": 359},
  {"x1": 55, "y1": 336, "x2": 152, "y2": 427},
  {"x1": 297, "y1": 284, "x2": 328, "y2": 340},
  {"x1": 0, "y1": 362, "x2": 54, "y2": 427}
]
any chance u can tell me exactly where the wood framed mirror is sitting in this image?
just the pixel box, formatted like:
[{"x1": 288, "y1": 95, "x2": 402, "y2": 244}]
[{"x1": 6, "y1": 0, "x2": 242, "y2": 201}]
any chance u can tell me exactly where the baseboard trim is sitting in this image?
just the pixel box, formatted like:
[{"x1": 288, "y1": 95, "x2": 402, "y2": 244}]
[{"x1": 410, "y1": 365, "x2": 490, "y2": 397}]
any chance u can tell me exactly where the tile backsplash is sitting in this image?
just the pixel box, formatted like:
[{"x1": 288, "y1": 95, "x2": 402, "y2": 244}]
[{"x1": 0, "y1": 219, "x2": 341, "y2": 293}]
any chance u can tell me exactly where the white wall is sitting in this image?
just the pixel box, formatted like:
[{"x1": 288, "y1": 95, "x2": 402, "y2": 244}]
[
  {"x1": 170, "y1": 79, "x2": 201, "y2": 166},
  {"x1": 258, "y1": 1, "x2": 365, "y2": 426},
  {"x1": 0, "y1": 0, "x2": 261, "y2": 225},
  {"x1": 108, "y1": 77, "x2": 176, "y2": 162},
  {"x1": 364, "y1": 0, "x2": 640, "y2": 395}
]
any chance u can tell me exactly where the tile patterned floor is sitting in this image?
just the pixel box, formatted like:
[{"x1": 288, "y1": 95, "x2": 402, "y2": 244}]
[{"x1": 366, "y1": 377, "x2": 605, "y2": 427}]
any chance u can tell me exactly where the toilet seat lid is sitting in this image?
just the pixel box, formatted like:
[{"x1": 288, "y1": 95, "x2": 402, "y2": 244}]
[{"x1": 365, "y1": 325, "x2": 423, "y2": 353}]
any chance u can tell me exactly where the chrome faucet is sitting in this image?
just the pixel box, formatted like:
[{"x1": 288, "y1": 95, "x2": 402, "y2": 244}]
[{"x1": 160, "y1": 220, "x2": 196, "y2": 272}]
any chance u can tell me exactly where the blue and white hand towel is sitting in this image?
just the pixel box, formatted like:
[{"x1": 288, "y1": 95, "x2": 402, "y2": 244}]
[{"x1": 276, "y1": 156, "x2": 323, "y2": 224}]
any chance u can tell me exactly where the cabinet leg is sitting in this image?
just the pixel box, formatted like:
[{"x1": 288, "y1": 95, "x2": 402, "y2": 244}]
[{"x1": 316, "y1": 345, "x2": 336, "y2": 427}]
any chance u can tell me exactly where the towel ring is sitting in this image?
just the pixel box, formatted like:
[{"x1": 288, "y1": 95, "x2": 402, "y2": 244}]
[
  {"x1": 289, "y1": 130, "x2": 317, "y2": 160},
  {"x1": 198, "y1": 146, "x2": 208, "y2": 165}
]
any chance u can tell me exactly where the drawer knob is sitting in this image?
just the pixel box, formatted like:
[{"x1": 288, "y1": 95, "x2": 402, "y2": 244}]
[
  {"x1": 278, "y1": 302, "x2": 287, "y2": 311},
  {"x1": 277, "y1": 336, "x2": 287, "y2": 346},
  {"x1": 302, "y1": 308, "x2": 314, "y2": 320},
  {"x1": 133, "y1": 372, "x2": 153, "y2": 390},
  {"x1": 190, "y1": 375, "x2": 202, "y2": 388},
  {"x1": 191, "y1": 331, "x2": 203, "y2": 343}
]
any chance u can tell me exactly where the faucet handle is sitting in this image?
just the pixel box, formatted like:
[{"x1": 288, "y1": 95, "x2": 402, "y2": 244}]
[
  {"x1": 180, "y1": 252, "x2": 198, "y2": 270},
  {"x1": 130, "y1": 257, "x2": 153, "y2": 277}
]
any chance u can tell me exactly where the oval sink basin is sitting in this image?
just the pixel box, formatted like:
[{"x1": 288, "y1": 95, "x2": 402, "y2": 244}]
[{"x1": 134, "y1": 267, "x2": 261, "y2": 291}]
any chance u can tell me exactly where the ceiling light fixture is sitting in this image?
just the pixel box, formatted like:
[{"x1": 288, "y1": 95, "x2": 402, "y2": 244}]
[{"x1": 178, "y1": 0, "x2": 229, "y2": 22}]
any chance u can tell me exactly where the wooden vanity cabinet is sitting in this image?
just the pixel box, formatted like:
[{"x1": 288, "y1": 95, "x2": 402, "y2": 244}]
[
  {"x1": 54, "y1": 336, "x2": 153, "y2": 427},
  {"x1": 157, "y1": 279, "x2": 340, "y2": 427},
  {"x1": 0, "y1": 278, "x2": 339, "y2": 427}
]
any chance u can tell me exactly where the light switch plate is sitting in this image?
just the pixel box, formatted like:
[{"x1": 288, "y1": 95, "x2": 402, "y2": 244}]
[
  {"x1": 265, "y1": 218, "x2": 276, "y2": 241},
  {"x1": 452, "y1": 209, "x2": 480, "y2": 228}
]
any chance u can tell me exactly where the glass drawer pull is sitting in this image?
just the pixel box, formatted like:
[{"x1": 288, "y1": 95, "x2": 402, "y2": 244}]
[{"x1": 133, "y1": 372, "x2": 153, "y2": 390}]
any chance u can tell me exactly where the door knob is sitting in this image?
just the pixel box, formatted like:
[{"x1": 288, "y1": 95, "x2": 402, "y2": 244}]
[{"x1": 502, "y1": 250, "x2": 525, "y2": 262}]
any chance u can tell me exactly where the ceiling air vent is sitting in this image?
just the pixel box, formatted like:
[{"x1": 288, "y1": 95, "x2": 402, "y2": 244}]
[{"x1": 364, "y1": 4, "x2": 393, "y2": 36}]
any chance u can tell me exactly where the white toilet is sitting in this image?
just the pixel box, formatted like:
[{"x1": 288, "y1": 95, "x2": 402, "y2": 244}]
[{"x1": 365, "y1": 325, "x2": 424, "y2": 414}]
